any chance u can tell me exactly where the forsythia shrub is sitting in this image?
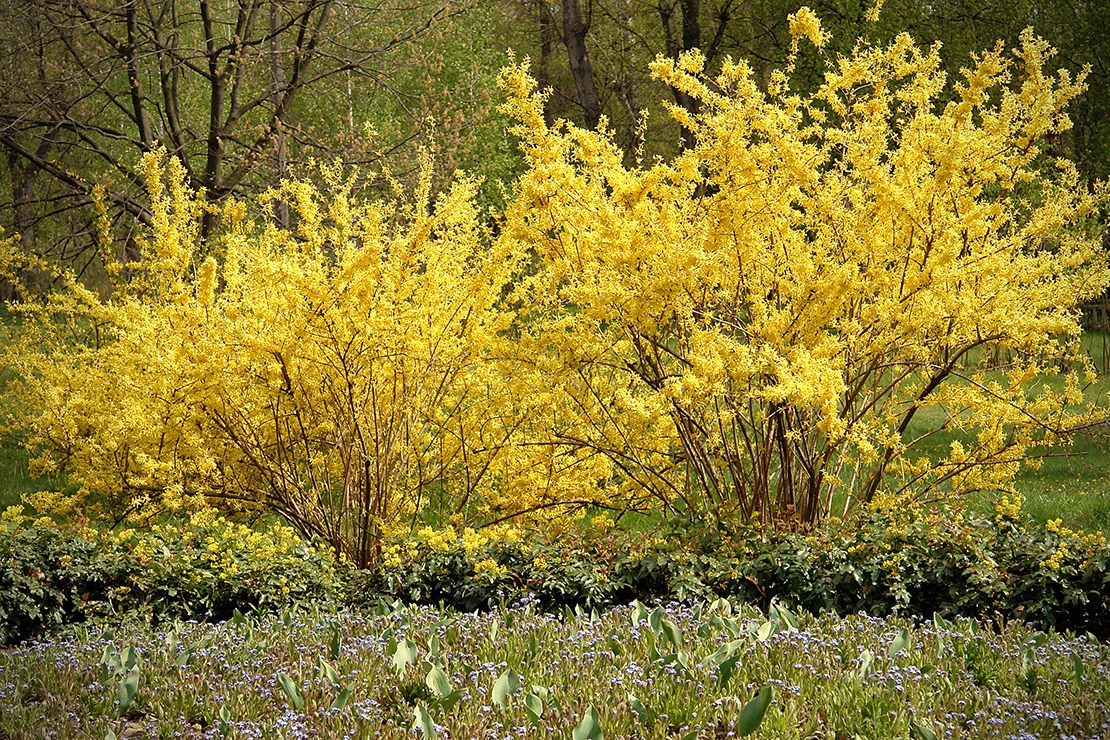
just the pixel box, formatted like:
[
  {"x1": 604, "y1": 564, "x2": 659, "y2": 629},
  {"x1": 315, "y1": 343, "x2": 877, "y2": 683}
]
[
  {"x1": 0, "y1": 155, "x2": 554, "y2": 567},
  {"x1": 2, "y1": 8, "x2": 1109, "y2": 553},
  {"x1": 497, "y1": 18, "x2": 1109, "y2": 523}
]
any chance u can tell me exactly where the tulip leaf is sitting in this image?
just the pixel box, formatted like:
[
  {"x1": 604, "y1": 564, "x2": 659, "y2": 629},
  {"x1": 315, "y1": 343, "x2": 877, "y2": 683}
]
[
  {"x1": 330, "y1": 685, "x2": 354, "y2": 711},
  {"x1": 492, "y1": 668, "x2": 521, "y2": 708},
  {"x1": 524, "y1": 692, "x2": 544, "y2": 721},
  {"x1": 856, "y1": 649, "x2": 874, "y2": 680},
  {"x1": 413, "y1": 703, "x2": 437, "y2": 739},
  {"x1": 889, "y1": 629, "x2": 911, "y2": 657},
  {"x1": 769, "y1": 602, "x2": 797, "y2": 631},
  {"x1": 717, "y1": 654, "x2": 740, "y2": 689},
  {"x1": 329, "y1": 627, "x2": 342, "y2": 661},
  {"x1": 572, "y1": 705, "x2": 604, "y2": 740},
  {"x1": 393, "y1": 639, "x2": 419, "y2": 675},
  {"x1": 117, "y1": 663, "x2": 140, "y2": 714},
  {"x1": 426, "y1": 665, "x2": 452, "y2": 698},
  {"x1": 737, "y1": 685, "x2": 774, "y2": 736},
  {"x1": 909, "y1": 718, "x2": 938, "y2": 740},
  {"x1": 276, "y1": 673, "x2": 304, "y2": 710},
  {"x1": 649, "y1": 607, "x2": 664, "y2": 634},
  {"x1": 660, "y1": 619, "x2": 683, "y2": 648}
]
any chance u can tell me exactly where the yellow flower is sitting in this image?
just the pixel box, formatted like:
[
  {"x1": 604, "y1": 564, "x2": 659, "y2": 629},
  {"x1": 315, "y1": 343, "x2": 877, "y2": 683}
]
[
  {"x1": 417, "y1": 526, "x2": 456, "y2": 553},
  {"x1": 590, "y1": 513, "x2": 614, "y2": 530},
  {"x1": 1, "y1": 505, "x2": 25, "y2": 523},
  {"x1": 473, "y1": 558, "x2": 507, "y2": 579},
  {"x1": 788, "y1": 7, "x2": 829, "y2": 49},
  {"x1": 462, "y1": 527, "x2": 489, "y2": 557}
]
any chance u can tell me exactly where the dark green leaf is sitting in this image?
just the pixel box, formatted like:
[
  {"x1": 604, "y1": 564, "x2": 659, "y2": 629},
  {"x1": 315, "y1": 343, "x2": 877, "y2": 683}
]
[
  {"x1": 330, "y1": 685, "x2": 354, "y2": 711},
  {"x1": 737, "y1": 685, "x2": 774, "y2": 736},
  {"x1": 717, "y1": 655, "x2": 740, "y2": 689}
]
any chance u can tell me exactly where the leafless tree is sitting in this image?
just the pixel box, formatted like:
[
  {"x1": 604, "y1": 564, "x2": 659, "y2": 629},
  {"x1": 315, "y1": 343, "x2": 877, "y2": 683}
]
[{"x1": 0, "y1": 0, "x2": 464, "y2": 282}]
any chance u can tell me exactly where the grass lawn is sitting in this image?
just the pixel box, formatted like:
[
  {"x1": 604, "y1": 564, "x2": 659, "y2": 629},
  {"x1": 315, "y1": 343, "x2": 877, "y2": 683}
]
[
  {"x1": 1016, "y1": 432, "x2": 1110, "y2": 533},
  {"x1": 1, "y1": 600, "x2": 1106, "y2": 739},
  {"x1": 0, "y1": 436, "x2": 60, "y2": 513}
]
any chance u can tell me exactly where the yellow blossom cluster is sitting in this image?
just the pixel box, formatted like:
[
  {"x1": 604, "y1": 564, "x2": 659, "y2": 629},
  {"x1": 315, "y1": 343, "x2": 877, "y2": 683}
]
[
  {"x1": 103, "y1": 507, "x2": 329, "y2": 591},
  {"x1": 1, "y1": 9, "x2": 1107, "y2": 556},
  {"x1": 994, "y1": 494, "x2": 1025, "y2": 523},
  {"x1": 496, "y1": 18, "x2": 1108, "y2": 525},
  {"x1": 1042, "y1": 517, "x2": 1107, "y2": 571}
]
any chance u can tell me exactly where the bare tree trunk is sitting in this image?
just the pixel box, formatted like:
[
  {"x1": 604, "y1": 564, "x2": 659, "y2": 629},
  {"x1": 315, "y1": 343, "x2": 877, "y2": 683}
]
[
  {"x1": 270, "y1": 0, "x2": 289, "y2": 226},
  {"x1": 535, "y1": 0, "x2": 558, "y2": 124},
  {"x1": 2, "y1": 145, "x2": 52, "y2": 300},
  {"x1": 561, "y1": 0, "x2": 602, "y2": 130},
  {"x1": 659, "y1": 0, "x2": 700, "y2": 149}
]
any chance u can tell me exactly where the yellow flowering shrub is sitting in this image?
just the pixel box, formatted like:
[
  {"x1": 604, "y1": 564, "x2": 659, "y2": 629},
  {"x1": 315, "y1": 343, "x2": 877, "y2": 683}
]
[
  {"x1": 496, "y1": 14, "x2": 1109, "y2": 525},
  {"x1": 0, "y1": 151, "x2": 535, "y2": 567},
  {"x1": 1, "y1": 8, "x2": 1108, "y2": 552}
]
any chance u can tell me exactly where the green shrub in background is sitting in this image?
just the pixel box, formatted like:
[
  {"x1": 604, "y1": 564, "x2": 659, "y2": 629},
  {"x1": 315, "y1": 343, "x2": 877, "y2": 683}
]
[{"x1": 0, "y1": 508, "x2": 342, "y2": 645}]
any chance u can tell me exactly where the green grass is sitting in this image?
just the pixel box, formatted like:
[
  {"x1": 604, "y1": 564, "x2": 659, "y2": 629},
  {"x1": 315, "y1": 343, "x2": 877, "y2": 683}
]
[
  {"x1": 899, "y1": 408, "x2": 1110, "y2": 534},
  {"x1": 1015, "y1": 431, "x2": 1110, "y2": 532},
  {"x1": 0, "y1": 437, "x2": 58, "y2": 513},
  {"x1": 1, "y1": 600, "x2": 1106, "y2": 739}
]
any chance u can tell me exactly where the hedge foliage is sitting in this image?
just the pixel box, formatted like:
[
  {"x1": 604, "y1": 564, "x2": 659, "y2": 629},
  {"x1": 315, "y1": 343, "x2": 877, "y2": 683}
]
[
  {"x1": 0, "y1": 509, "x2": 341, "y2": 645},
  {"x1": 3, "y1": 505, "x2": 1108, "y2": 645},
  {"x1": 361, "y1": 505, "x2": 1110, "y2": 637}
]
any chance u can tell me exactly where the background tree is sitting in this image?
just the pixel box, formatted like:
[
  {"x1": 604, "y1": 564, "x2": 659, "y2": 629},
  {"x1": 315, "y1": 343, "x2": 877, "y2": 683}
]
[
  {"x1": 0, "y1": 0, "x2": 472, "y2": 290},
  {"x1": 507, "y1": 0, "x2": 1110, "y2": 182}
]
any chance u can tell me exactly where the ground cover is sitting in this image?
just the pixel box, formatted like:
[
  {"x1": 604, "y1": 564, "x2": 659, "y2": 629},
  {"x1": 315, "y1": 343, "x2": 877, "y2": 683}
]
[{"x1": 1, "y1": 600, "x2": 1106, "y2": 739}]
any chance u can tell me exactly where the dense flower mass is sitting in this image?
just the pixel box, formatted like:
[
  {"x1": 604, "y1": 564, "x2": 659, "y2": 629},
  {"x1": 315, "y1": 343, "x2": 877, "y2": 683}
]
[
  {"x1": 496, "y1": 24, "x2": 1108, "y2": 525},
  {"x1": 0, "y1": 601, "x2": 1106, "y2": 738},
  {"x1": 0, "y1": 8, "x2": 1107, "y2": 561}
]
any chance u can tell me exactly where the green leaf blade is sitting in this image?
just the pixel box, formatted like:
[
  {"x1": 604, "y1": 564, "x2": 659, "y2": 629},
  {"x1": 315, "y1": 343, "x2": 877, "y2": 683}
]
[
  {"x1": 737, "y1": 685, "x2": 774, "y2": 736},
  {"x1": 572, "y1": 705, "x2": 603, "y2": 740}
]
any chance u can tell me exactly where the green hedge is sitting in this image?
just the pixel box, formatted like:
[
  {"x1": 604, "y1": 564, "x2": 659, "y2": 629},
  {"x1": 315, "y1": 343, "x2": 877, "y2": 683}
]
[
  {"x1": 4, "y1": 506, "x2": 1108, "y2": 644},
  {"x1": 0, "y1": 511, "x2": 341, "y2": 645},
  {"x1": 360, "y1": 508, "x2": 1110, "y2": 637}
]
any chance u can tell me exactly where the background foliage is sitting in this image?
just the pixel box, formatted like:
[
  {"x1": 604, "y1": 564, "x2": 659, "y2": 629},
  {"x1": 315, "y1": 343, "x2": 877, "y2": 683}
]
[{"x1": 2, "y1": 1, "x2": 1108, "y2": 278}]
